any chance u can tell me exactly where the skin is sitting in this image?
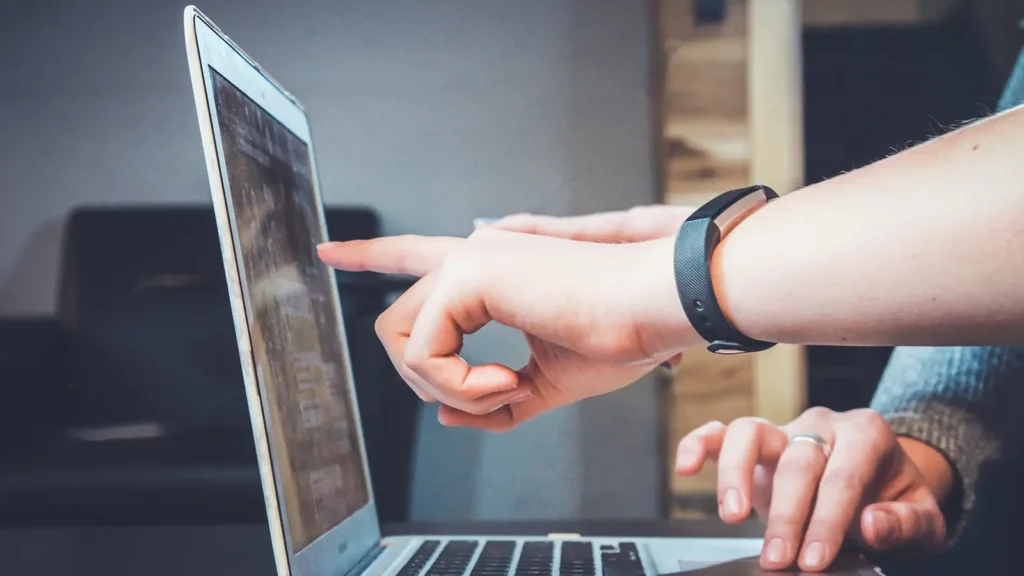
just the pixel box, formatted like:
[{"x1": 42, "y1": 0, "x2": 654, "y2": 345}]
[
  {"x1": 319, "y1": 211, "x2": 959, "y2": 571},
  {"x1": 484, "y1": 206, "x2": 959, "y2": 572},
  {"x1": 674, "y1": 408, "x2": 952, "y2": 571},
  {"x1": 484, "y1": 209, "x2": 958, "y2": 571},
  {"x1": 319, "y1": 104, "x2": 1024, "y2": 427},
  {"x1": 318, "y1": 229, "x2": 697, "y2": 429},
  {"x1": 317, "y1": 104, "x2": 1024, "y2": 569}
]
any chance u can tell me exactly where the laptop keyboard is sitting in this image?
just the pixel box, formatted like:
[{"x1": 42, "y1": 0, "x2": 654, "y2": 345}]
[
  {"x1": 427, "y1": 541, "x2": 479, "y2": 576},
  {"x1": 559, "y1": 542, "x2": 594, "y2": 576},
  {"x1": 397, "y1": 540, "x2": 442, "y2": 576},
  {"x1": 516, "y1": 542, "x2": 553, "y2": 576},
  {"x1": 474, "y1": 541, "x2": 518, "y2": 576},
  {"x1": 398, "y1": 540, "x2": 645, "y2": 576},
  {"x1": 600, "y1": 543, "x2": 643, "y2": 576}
]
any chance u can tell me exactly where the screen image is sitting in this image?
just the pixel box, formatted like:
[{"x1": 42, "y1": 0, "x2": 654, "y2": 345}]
[{"x1": 211, "y1": 69, "x2": 370, "y2": 552}]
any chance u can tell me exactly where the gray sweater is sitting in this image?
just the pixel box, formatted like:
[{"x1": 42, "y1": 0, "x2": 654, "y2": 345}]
[{"x1": 870, "y1": 346, "x2": 1024, "y2": 540}]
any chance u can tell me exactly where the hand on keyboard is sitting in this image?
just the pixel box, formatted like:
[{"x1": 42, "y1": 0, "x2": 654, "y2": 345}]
[{"x1": 674, "y1": 408, "x2": 951, "y2": 572}]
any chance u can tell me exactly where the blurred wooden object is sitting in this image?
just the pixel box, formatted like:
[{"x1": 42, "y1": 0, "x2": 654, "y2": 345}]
[
  {"x1": 748, "y1": 1, "x2": 806, "y2": 428},
  {"x1": 654, "y1": 0, "x2": 806, "y2": 518},
  {"x1": 658, "y1": 0, "x2": 754, "y2": 506},
  {"x1": 661, "y1": 0, "x2": 749, "y2": 209}
]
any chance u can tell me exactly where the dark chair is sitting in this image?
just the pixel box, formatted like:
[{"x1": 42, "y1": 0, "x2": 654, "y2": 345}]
[{"x1": 0, "y1": 205, "x2": 418, "y2": 525}]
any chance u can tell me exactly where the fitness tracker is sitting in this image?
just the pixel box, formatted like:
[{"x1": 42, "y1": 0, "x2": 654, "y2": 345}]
[{"x1": 673, "y1": 184, "x2": 778, "y2": 354}]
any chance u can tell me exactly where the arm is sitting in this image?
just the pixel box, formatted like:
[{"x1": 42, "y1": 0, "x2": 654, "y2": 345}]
[
  {"x1": 642, "y1": 104, "x2": 1024, "y2": 351},
  {"x1": 871, "y1": 346, "x2": 1024, "y2": 541},
  {"x1": 319, "y1": 105, "x2": 1024, "y2": 432}
]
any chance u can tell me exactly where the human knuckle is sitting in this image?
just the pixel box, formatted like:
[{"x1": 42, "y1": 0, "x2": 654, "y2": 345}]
[
  {"x1": 844, "y1": 411, "x2": 894, "y2": 449},
  {"x1": 403, "y1": 347, "x2": 430, "y2": 373},
  {"x1": 803, "y1": 406, "x2": 834, "y2": 421},
  {"x1": 730, "y1": 416, "x2": 768, "y2": 436},
  {"x1": 849, "y1": 408, "x2": 888, "y2": 430}
]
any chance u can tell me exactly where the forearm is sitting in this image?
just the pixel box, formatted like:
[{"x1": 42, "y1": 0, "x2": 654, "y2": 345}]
[{"x1": 706, "y1": 104, "x2": 1024, "y2": 347}]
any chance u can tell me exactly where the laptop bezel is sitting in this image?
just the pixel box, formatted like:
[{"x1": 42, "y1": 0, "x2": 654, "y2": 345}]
[{"x1": 183, "y1": 7, "x2": 381, "y2": 576}]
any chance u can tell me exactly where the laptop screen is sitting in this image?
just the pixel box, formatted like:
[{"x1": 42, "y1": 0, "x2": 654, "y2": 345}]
[{"x1": 210, "y1": 68, "x2": 370, "y2": 553}]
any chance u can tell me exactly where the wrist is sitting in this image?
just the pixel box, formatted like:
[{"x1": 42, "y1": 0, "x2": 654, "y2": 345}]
[
  {"x1": 629, "y1": 238, "x2": 702, "y2": 356},
  {"x1": 707, "y1": 202, "x2": 778, "y2": 343},
  {"x1": 665, "y1": 185, "x2": 781, "y2": 354},
  {"x1": 898, "y1": 436, "x2": 955, "y2": 503}
]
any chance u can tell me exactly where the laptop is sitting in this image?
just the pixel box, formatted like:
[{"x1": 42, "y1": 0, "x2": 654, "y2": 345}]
[{"x1": 181, "y1": 6, "x2": 882, "y2": 576}]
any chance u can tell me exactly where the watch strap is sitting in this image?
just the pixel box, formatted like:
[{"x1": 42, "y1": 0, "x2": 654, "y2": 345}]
[{"x1": 673, "y1": 185, "x2": 778, "y2": 354}]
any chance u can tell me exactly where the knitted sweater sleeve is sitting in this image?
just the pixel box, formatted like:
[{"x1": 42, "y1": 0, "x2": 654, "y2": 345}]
[{"x1": 870, "y1": 346, "x2": 1024, "y2": 541}]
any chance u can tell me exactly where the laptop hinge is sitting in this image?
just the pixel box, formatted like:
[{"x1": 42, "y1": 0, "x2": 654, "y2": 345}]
[{"x1": 341, "y1": 544, "x2": 386, "y2": 576}]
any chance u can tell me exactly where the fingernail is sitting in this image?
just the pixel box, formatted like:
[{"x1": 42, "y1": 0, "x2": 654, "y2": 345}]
[
  {"x1": 801, "y1": 542, "x2": 826, "y2": 570},
  {"x1": 722, "y1": 489, "x2": 742, "y2": 518},
  {"x1": 872, "y1": 510, "x2": 896, "y2": 543},
  {"x1": 316, "y1": 242, "x2": 335, "y2": 251},
  {"x1": 506, "y1": 389, "x2": 533, "y2": 404},
  {"x1": 763, "y1": 538, "x2": 787, "y2": 565}
]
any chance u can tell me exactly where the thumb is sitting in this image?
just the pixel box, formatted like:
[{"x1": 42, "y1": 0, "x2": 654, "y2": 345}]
[
  {"x1": 860, "y1": 500, "x2": 946, "y2": 552},
  {"x1": 436, "y1": 359, "x2": 562, "y2": 432}
]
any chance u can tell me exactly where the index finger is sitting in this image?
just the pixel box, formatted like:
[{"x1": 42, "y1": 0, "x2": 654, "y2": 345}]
[
  {"x1": 317, "y1": 235, "x2": 464, "y2": 277},
  {"x1": 489, "y1": 206, "x2": 694, "y2": 243}
]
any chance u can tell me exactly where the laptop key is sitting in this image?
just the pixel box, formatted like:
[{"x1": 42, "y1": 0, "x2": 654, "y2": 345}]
[
  {"x1": 515, "y1": 542, "x2": 554, "y2": 576},
  {"x1": 426, "y1": 540, "x2": 480, "y2": 576},
  {"x1": 470, "y1": 541, "x2": 516, "y2": 576},
  {"x1": 398, "y1": 540, "x2": 442, "y2": 576},
  {"x1": 559, "y1": 542, "x2": 595, "y2": 576},
  {"x1": 600, "y1": 542, "x2": 644, "y2": 576}
]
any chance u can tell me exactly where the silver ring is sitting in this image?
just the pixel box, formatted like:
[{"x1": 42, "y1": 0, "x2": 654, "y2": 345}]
[{"x1": 788, "y1": 433, "x2": 832, "y2": 459}]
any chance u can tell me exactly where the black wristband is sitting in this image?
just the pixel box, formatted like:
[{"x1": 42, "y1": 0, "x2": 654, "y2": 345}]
[{"x1": 673, "y1": 185, "x2": 778, "y2": 354}]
